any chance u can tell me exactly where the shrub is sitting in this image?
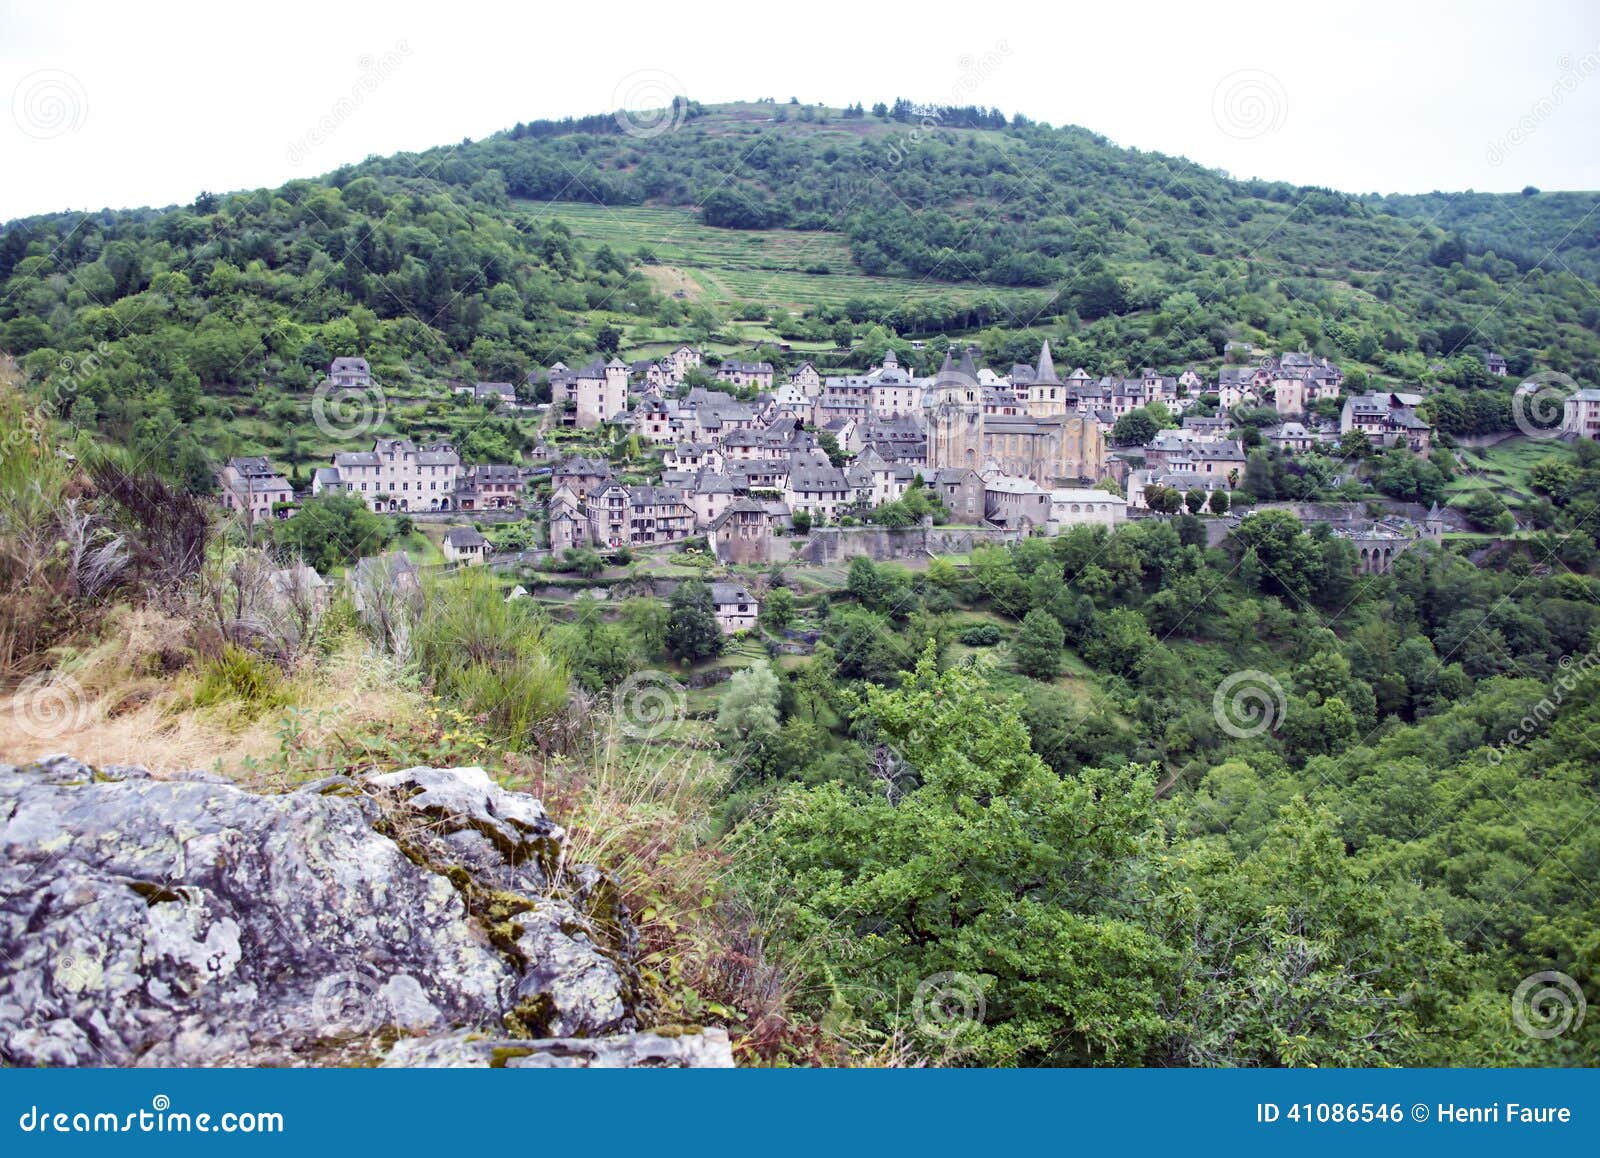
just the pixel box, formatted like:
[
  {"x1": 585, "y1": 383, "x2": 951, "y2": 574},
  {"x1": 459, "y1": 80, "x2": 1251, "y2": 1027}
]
[
  {"x1": 193, "y1": 644, "x2": 289, "y2": 715},
  {"x1": 959, "y1": 623, "x2": 1002, "y2": 647}
]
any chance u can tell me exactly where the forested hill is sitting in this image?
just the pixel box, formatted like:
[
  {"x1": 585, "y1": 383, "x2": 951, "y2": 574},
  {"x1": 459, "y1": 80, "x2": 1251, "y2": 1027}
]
[
  {"x1": 365, "y1": 99, "x2": 1600, "y2": 380},
  {"x1": 3, "y1": 99, "x2": 1600, "y2": 485},
  {"x1": 0, "y1": 172, "x2": 666, "y2": 486},
  {"x1": 1371, "y1": 188, "x2": 1600, "y2": 283}
]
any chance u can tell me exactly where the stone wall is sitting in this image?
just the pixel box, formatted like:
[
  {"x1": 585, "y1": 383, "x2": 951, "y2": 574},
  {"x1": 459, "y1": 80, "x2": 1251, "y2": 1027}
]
[{"x1": 799, "y1": 524, "x2": 1022, "y2": 565}]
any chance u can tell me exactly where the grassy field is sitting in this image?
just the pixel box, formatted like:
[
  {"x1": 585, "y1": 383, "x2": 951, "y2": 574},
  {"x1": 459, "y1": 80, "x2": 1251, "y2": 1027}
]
[
  {"x1": 1445, "y1": 436, "x2": 1564, "y2": 510},
  {"x1": 515, "y1": 200, "x2": 1043, "y2": 313}
]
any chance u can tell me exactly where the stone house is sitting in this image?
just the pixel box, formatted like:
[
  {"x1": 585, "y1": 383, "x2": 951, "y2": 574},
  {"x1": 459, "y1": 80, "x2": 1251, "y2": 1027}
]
[
  {"x1": 218, "y1": 456, "x2": 294, "y2": 524},
  {"x1": 1047, "y1": 487, "x2": 1127, "y2": 531},
  {"x1": 548, "y1": 505, "x2": 587, "y2": 554},
  {"x1": 784, "y1": 462, "x2": 852, "y2": 524},
  {"x1": 458, "y1": 464, "x2": 523, "y2": 509},
  {"x1": 789, "y1": 361, "x2": 822, "y2": 394},
  {"x1": 552, "y1": 456, "x2": 613, "y2": 503},
  {"x1": 709, "y1": 581, "x2": 760, "y2": 634},
  {"x1": 716, "y1": 360, "x2": 774, "y2": 390},
  {"x1": 983, "y1": 474, "x2": 1051, "y2": 530},
  {"x1": 587, "y1": 484, "x2": 694, "y2": 548},
  {"x1": 932, "y1": 467, "x2": 986, "y2": 524},
  {"x1": 1340, "y1": 392, "x2": 1433, "y2": 456},
  {"x1": 709, "y1": 498, "x2": 784, "y2": 564},
  {"x1": 1564, "y1": 389, "x2": 1600, "y2": 439},
  {"x1": 328, "y1": 356, "x2": 371, "y2": 388},
  {"x1": 327, "y1": 438, "x2": 461, "y2": 512},
  {"x1": 574, "y1": 358, "x2": 629, "y2": 427},
  {"x1": 442, "y1": 526, "x2": 490, "y2": 566}
]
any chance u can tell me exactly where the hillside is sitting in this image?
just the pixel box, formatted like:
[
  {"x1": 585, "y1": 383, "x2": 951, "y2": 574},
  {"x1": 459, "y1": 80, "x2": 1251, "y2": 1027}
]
[
  {"x1": 3, "y1": 100, "x2": 1599, "y2": 488},
  {"x1": 1372, "y1": 188, "x2": 1600, "y2": 282}
]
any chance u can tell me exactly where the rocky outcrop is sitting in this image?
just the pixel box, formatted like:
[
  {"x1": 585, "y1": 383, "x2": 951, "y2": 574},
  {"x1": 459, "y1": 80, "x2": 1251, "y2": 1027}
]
[
  {"x1": 381, "y1": 1027, "x2": 734, "y2": 1068},
  {"x1": 0, "y1": 755, "x2": 725, "y2": 1067}
]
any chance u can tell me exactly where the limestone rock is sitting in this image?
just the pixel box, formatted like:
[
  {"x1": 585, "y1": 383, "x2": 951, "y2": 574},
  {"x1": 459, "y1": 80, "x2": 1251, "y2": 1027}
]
[
  {"x1": 0, "y1": 758, "x2": 665, "y2": 1067},
  {"x1": 380, "y1": 1027, "x2": 736, "y2": 1068}
]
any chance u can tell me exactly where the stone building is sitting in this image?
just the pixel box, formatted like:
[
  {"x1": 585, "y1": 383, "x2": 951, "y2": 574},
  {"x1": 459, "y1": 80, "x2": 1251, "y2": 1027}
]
[{"x1": 924, "y1": 346, "x2": 1107, "y2": 487}]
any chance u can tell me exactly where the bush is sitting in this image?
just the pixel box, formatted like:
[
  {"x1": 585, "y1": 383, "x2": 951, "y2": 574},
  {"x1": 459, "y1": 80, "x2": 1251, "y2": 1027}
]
[
  {"x1": 193, "y1": 644, "x2": 289, "y2": 716},
  {"x1": 412, "y1": 571, "x2": 569, "y2": 749},
  {"x1": 960, "y1": 623, "x2": 1002, "y2": 647}
]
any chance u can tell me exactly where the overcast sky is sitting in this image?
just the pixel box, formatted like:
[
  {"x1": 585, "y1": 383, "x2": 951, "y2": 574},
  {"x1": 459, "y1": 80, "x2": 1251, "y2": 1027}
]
[{"x1": 4, "y1": 0, "x2": 1599, "y2": 221}]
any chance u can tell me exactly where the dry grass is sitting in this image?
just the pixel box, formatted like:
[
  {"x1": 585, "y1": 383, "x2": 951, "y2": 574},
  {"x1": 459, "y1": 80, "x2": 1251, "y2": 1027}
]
[{"x1": 0, "y1": 604, "x2": 422, "y2": 780}]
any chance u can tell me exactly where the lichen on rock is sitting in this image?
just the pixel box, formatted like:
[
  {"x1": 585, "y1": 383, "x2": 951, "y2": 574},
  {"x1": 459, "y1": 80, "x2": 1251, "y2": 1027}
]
[{"x1": 0, "y1": 756, "x2": 715, "y2": 1068}]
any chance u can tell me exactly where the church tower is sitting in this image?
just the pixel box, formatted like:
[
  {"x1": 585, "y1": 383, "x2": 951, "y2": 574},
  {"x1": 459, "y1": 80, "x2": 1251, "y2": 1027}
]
[
  {"x1": 1026, "y1": 340, "x2": 1067, "y2": 418},
  {"x1": 926, "y1": 349, "x2": 983, "y2": 473}
]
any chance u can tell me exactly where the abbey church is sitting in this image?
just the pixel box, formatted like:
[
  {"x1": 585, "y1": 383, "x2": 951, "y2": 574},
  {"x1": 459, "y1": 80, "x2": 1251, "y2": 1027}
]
[{"x1": 925, "y1": 343, "x2": 1107, "y2": 487}]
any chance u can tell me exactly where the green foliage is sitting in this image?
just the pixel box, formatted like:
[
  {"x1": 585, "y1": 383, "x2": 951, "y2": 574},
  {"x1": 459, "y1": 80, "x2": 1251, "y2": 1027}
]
[
  {"x1": 735, "y1": 649, "x2": 1172, "y2": 1065},
  {"x1": 665, "y1": 578, "x2": 724, "y2": 664},
  {"x1": 760, "y1": 586, "x2": 797, "y2": 630},
  {"x1": 412, "y1": 570, "x2": 569, "y2": 748},
  {"x1": 193, "y1": 644, "x2": 289, "y2": 716},
  {"x1": 1012, "y1": 608, "x2": 1065, "y2": 679},
  {"x1": 270, "y1": 492, "x2": 392, "y2": 572},
  {"x1": 958, "y1": 623, "x2": 1001, "y2": 647}
]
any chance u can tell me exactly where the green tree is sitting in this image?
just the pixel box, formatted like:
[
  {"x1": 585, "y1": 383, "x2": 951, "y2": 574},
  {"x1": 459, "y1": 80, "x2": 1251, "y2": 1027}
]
[
  {"x1": 735, "y1": 649, "x2": 1170, "y2": 1065},
  {"x1": 665, "y1": 578, "x2": 724, "y2": 664},
  {"x1": 1013, "y1": 608, "x2": 1066, "y2": 680},
  {"x1": 271, "y1": 492, "x2": 391, "y2": 572},
  {"x1": 716, "y1": 658, "x2": 782, "y2": 759},
  {"x1": 1110, "y1": 409, "x2": 1159, "y2": 447},
  {"x1": 761, "y1": 585, "x2": 797, "y2": 630}
]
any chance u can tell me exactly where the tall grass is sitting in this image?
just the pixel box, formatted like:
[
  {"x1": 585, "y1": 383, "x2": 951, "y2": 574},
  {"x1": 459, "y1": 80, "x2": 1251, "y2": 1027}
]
[{"x1": 411, "y1": 569, "x2": 570, "y2": 751}]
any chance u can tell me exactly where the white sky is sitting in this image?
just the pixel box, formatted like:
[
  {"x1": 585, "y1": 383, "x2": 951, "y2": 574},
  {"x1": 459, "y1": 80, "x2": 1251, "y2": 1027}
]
[{"x1": 3, "y1": 0, "x2": 1599, "y2": 221}]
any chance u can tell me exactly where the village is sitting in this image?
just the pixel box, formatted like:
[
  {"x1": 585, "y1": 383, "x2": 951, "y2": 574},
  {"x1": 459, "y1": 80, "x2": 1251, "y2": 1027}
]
[{"x1": 207, "y1": 337, "x2": 1539, "y2": 628}]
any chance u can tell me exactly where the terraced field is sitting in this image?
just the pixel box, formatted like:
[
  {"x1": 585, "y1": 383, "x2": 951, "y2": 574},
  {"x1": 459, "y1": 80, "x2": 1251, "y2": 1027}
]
[{"x1": 515, "y1": 201, "x2": 1044, "y2": 312}]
